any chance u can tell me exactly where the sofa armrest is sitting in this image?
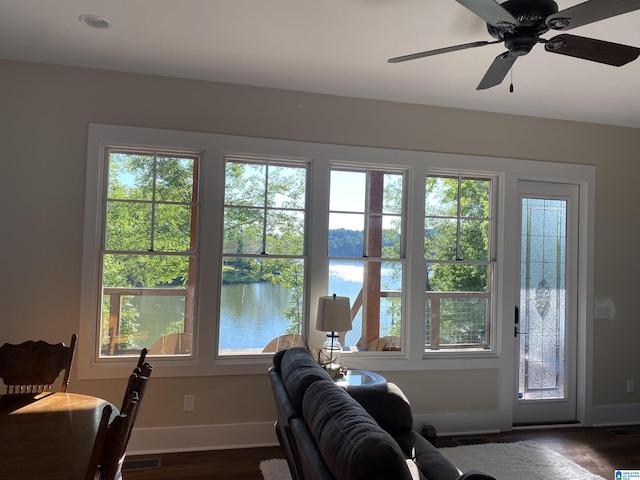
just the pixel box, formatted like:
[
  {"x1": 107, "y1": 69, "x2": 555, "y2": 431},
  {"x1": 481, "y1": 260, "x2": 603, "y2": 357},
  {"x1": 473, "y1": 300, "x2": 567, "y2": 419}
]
[
  {"x1": 393, "y1": 431, "x2": 496, "y2": 480},
  {"x1": 457, "y1": 471, "x2": 497, "y2": 480},
  {"x1": 394, "y1": 431, "x2": 460, "y2": 480}
]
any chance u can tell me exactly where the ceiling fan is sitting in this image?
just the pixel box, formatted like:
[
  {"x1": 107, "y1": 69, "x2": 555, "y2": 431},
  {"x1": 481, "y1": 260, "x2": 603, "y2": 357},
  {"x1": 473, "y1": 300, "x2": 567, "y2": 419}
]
[{"x1": 388, "y1": 0, "x2": 640, "y2": 90}]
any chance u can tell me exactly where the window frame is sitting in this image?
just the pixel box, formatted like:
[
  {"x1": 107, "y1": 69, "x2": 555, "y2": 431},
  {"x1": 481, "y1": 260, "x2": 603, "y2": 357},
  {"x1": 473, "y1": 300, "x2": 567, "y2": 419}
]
[
  {"x1": 98, "y1": 147, "x2": 200, "y2": 359},
  {"x1": 423, "y1": 174, "x2": 497, "y2": 353},
  {"x1": 218, "y1": 155, "x2": 311, "y2": 357},
  {"x1": 327, "y1": 166, "x2": 407, "y2": 354},
  {"x1": 79, "y1": 124, "x2": 595, "y2": 379}
]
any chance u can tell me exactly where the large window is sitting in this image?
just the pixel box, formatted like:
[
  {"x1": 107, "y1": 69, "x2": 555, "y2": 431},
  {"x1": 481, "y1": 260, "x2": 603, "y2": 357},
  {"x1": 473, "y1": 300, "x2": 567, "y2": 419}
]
[
  {"x1": 81, "y1": 125, "x2": 592, "y2": 379},
  {"x1": 99, "y1": 148, "x2": 199, "y2": 358},
  {"x1": 424, "y1": 175, "x2": 494, "y2": 351},
  {"x1": 328, "y1": 168, "x2": 404, "y2": 352},
  {"x1": 219, "y1": 156, "x2": 308, "y2": 355},
  {"x1": 85, "y1": 132, "x2": 496, "y2": 366}
]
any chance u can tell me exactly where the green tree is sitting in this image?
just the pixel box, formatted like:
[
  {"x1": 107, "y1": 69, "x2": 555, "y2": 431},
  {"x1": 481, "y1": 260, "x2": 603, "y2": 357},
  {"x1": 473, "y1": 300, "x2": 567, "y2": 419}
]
[
  {"x1": 223, "y1": 160, "x2": 307, "y2": 337},
  {"x1": 102, "y1": 152, "x2": 197, "y2": 350},
  {"x1": 424, "y1": 176, "x2": 491, "y2": 346}
]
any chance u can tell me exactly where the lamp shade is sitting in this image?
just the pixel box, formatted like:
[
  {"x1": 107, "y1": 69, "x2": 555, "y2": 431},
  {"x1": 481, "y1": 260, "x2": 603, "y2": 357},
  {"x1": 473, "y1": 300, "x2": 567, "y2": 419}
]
[{"x1": 316, "y1": 295, "x2": 352, "y2": 332}]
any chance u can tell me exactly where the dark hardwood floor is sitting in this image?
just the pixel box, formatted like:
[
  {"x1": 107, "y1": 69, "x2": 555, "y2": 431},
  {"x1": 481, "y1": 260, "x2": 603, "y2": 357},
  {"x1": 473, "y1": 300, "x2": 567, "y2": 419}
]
[{"x1": 122, "y1": 425, "x2": 640, "y2": 479}]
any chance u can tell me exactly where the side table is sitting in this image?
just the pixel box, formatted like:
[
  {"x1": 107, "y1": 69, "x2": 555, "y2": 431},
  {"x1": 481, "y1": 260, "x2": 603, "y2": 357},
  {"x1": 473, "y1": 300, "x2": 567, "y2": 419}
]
[{"x1": 335, "y1": 368, "x2": 386, "y2": 387}]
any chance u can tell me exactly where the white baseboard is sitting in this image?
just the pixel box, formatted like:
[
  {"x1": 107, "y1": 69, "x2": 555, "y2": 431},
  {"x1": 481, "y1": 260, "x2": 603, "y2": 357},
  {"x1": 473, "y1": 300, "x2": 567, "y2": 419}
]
[
  {"x1": 127, "y1": 421, "x2": 279, "y2": 455},
  {"x1": 412, "y1": 411, "x2": 503, "y2": 437},
  {"x1": 127, "y1": 404, "x2": 640, "y2": 455},
  {"x1": 588, "y1": 403, "x2": 640, "y2": 427},
  {"x1": 126, "y1": 413, "x2": 502, "y2": 455}
]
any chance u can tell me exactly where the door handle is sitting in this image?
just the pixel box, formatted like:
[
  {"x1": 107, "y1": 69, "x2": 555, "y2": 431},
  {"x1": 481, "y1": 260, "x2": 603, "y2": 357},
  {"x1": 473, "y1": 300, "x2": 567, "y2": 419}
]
[{"x1": 514, "y1": 306, "x2": 528, "y2": 337}]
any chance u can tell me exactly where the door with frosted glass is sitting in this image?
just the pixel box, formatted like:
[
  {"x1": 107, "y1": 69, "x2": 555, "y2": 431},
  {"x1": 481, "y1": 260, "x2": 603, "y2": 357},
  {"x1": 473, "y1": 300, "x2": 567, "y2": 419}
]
[{"x1": 514, "y1": 181, "x2": 578, "y2": 425}]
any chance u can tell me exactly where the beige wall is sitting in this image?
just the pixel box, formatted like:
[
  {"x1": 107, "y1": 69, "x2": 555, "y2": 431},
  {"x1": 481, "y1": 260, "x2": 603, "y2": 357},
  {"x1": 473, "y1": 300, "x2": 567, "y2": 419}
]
[{"x1": 1, "y1": 60, "x2": 639, "y2": 443}]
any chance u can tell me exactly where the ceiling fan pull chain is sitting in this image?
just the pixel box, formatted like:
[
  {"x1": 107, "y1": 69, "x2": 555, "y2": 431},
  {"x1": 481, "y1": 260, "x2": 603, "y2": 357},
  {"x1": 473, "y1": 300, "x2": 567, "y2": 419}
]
[{"x1": 509, "y1": 66, "x2": 514, "y2": 93}]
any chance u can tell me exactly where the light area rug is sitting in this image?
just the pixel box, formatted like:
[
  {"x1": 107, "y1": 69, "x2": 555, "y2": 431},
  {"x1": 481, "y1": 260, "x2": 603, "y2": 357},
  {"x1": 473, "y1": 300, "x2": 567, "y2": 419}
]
[
  {"x1": 260, "y1": 458, "x2": 293, "y2": 480},
  {"x1": 260, "y1": 441, "x2": 605, "y2": 480},
  {"x1": 439, "y1": 440, "x2": 605, "y2": 480}
]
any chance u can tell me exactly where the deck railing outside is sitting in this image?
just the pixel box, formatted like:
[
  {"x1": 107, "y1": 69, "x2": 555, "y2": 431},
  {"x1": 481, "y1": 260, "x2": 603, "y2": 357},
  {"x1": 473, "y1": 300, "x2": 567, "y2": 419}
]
[{"x1": 102, "y1": 287, "x2": 491, "y2": 355}]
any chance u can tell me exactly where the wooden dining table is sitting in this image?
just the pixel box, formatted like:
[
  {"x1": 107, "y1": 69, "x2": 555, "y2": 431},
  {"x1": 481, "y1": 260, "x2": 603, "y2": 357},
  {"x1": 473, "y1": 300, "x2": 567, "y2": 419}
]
[{"x1": 0, "y1": 391, "x2": 117, "y2": 480}]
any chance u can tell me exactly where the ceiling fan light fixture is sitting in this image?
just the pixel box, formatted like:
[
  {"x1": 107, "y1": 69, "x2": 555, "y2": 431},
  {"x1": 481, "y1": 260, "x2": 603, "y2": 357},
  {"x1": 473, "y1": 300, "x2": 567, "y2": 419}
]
[
  {"x1": 505, "y1": 35, "x2": 538, "y2": 56},
  {"x1": 79, "y1": 14, "x2": 110, "y2": 29}
]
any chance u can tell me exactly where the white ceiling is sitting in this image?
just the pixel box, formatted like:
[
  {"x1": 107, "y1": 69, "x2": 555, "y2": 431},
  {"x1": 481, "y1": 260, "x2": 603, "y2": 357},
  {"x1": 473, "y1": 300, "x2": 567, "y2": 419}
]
[{"x1": 1, "y1": 0, "x2": 639, "y2": 128}]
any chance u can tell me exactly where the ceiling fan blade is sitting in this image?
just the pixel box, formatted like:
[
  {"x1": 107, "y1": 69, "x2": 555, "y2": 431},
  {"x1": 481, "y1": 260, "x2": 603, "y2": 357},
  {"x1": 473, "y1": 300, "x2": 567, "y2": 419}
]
[
  {"x1": 388, "y1": 40, "x2": 500, "y2": 63},
  {"x1": 547, "y1": 0, "x2": 640, "y2": 31},
  {"x1": 545, "y1": 34, "x2": 640, "y2": 66},
  {"x1": 477, "y1": 52, "x2": 517, "y2": 90},
  {"x1": 455, "y1": 0, "x2": 521, "y2": 28}
]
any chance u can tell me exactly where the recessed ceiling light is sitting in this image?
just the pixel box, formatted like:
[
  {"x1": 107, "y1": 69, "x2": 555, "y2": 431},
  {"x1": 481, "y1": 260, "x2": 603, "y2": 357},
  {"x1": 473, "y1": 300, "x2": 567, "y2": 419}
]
[{"x1": 79, "y1": 14, "x2": 110, "y2": 29}]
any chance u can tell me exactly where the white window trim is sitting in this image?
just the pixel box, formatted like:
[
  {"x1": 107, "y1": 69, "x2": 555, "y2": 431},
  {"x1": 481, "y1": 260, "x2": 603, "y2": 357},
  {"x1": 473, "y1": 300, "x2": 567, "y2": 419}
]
[{"x1": 79, "y1": 123, "x2": 595, "y2": 380}]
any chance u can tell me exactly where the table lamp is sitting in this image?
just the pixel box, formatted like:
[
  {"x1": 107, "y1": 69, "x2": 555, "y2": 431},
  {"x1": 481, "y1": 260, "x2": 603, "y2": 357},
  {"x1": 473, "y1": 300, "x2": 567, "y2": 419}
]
[{"x1": 316, "y1": 294, "x2": 352, "y2": 378}]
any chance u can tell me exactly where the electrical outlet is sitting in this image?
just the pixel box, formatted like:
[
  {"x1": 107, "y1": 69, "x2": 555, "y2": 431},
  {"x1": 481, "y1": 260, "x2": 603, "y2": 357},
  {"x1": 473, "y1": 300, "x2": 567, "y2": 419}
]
[
  {"x1": 627, "y1": 380, "x2": 635, "y2": 394},
  {"x1": 595, "y1": 305, "x2": 610, "y2": 319},
  {"x1": 183, "y1": 394, "x2": 195, "y2": 412}
]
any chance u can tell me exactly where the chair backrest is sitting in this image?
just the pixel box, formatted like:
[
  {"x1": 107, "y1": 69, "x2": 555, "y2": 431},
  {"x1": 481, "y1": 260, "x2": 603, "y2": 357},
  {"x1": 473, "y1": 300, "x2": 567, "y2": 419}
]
[
  {"x1": 84, "y1": 403, "x2": 113, "y2": 480},
  {"x1": 95, "y1": 349, "x2": 153, "y2": 480},
  {"x1": 99, "y1": 393, "x2": 139, "y2": 480},
  {"x1": 0, "y1": 334, "x2": 77, "y2": 394},
  {"x1": 120, "y1": 349, "x2": 153, "y2": 421}
]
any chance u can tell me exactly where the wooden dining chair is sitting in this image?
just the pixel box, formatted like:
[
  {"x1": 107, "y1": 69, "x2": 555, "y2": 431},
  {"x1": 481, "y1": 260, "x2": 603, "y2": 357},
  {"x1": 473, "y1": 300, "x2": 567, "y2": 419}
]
[
  {"x1": 96, "y1": 392, "x2": 139, "y2": 480},
  {"x1": 94, "y1": 349, "x2": 153, "y2": 480},
  {"x1": 120, "y1": 349, "x2": 153, "y2": 420},
  {"x1": 84, "y1": 403, "x2": 114, "y2": 480},
  {"x1": 0, "y1": 333, "x2": 77, "y2": 394}
]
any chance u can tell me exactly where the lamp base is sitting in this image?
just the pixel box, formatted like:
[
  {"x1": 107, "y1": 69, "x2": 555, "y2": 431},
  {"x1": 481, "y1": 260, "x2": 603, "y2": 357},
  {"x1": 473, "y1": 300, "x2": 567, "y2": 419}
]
[
  {"x1": 317, "y1": 333, "x2": 347, "y2": 379},
  {"x1": 321, "y1": 362, "x2": 347, "y2": 380}
]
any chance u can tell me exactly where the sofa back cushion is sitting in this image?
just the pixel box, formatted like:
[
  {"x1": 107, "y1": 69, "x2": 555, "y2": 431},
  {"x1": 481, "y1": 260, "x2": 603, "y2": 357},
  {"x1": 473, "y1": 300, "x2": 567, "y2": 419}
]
[
  {"x1": 272, "y1": 348, "x2": 287, "y2": 372},
  {"x1": 281, "y1": 347, "x2": 332, "y2": 408},
  {"x1": 303, "y1": 380, "x2": 412, "y2": 480}
]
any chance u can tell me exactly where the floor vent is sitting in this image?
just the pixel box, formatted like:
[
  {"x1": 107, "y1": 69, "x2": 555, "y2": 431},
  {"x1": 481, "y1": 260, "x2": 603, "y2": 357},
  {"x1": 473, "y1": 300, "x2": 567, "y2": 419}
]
[
  {"x1": 122, "y1": 457, "x2": 162, "y2": 471},
  {"x1": 607, "y1": 427, "x2": 640, "y2": 437}
]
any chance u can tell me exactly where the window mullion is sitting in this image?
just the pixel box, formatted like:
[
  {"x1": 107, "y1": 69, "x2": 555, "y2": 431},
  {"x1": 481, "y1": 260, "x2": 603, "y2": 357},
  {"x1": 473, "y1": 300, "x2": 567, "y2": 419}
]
[
  {"x1": 149, "y1": 152, "x2": 158, "y2": 252},
  {"x1": 262, "y1": 162, "x2": 269, "y2": 255},
  {"x1": 456, "y1": 175, "x2": 462, "y2": 261}
]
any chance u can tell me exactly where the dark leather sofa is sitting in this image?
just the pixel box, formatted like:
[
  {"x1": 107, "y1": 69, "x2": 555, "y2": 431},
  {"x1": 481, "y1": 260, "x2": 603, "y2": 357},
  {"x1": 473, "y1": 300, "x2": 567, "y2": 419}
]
[{"x1": 268, "y1": 347, "x2": 496, "y2": 480}]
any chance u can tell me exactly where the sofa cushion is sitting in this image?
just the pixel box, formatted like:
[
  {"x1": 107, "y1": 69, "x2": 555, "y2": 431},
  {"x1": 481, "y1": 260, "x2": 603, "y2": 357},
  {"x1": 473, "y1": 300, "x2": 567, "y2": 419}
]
[
  {"x1": 281, "y1": 347, "x2": 332, "y2": 408},
  {"x1": 272, "y1": 348, "x2": 287, "y2": 372},
  {"x1": 346, "y1": 382, "x2": 414, "y2": 433},
  {"x1": 303, "y1": 380, "x2": 412, "y2": 480}
]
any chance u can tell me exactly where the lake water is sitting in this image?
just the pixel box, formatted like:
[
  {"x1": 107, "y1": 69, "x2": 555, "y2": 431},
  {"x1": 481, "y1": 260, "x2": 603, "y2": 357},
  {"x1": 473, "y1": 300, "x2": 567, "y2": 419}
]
[
  {"x1": 219, "y1": 282, "x2": 291, "y2": 349},
  {"x1": 219, "y1": 261, "x2": 401, "y2": 349}
]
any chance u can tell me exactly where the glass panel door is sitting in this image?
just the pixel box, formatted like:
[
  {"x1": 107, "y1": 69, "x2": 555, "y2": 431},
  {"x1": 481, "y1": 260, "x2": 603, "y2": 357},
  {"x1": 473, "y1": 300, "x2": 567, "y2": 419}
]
[{"x1": 514, "y1": 181, "x2": 578, "y2": 425}]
